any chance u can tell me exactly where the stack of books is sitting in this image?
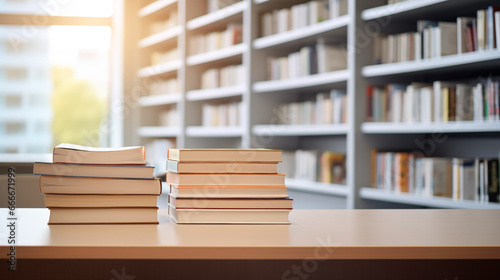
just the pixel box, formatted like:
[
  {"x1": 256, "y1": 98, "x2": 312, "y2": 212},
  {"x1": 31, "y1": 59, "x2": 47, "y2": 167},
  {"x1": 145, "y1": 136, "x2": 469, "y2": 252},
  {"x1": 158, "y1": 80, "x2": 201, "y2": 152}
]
[
  {"x1": 34, "y1": 143, "x2": 162, "y2": 224},
  {"x1": 166, "y1": 149, "x2": 293, "y2": 224}
]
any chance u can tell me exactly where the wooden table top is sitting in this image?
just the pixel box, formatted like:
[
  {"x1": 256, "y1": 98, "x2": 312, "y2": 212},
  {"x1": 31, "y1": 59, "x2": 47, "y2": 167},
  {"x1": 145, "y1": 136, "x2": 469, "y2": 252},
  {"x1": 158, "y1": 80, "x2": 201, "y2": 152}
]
[{"x1": 1, "y1": 208, "x2": 499, "y2": 260}]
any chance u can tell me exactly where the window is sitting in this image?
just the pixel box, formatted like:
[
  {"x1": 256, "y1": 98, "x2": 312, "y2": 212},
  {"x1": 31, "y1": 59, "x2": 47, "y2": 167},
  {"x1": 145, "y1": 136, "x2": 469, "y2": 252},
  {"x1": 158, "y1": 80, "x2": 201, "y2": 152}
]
[{"x1": 0, "y1": 0, "x2": 117, "y2": 158}]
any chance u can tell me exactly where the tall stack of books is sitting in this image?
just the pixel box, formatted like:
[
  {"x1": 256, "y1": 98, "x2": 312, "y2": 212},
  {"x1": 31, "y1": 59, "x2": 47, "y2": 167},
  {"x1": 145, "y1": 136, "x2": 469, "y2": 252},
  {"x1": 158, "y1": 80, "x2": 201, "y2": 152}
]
[
  {"x1": 166, "y1": 149, "x2": 292, "y2": 224},
  {"x1": 34, "y1": 143, "x2": 162, "y2": 224}
]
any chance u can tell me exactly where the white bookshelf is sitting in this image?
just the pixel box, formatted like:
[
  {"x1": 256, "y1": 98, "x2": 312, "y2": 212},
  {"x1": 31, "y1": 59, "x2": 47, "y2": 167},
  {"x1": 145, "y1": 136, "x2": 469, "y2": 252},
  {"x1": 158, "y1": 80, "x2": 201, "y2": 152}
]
[
  {"x1": 361, "y1": 0, "x2": 446, "y2": 21},
  {"x1": 137, "y1": 59, "x2": 181, "y2": 77},
  {"x1": 362, "y1": 122, "x2": 500, "y2": 134},
  {"x1": 187, "y1": 86, "x2": 244, "y2": 101},
  {"x1": 187, "y1": 44, "x2": 246, "y2": 66},
  {"x1": 186, "y1": 1, "x2": 247, "y2": 30},
  {"x1": 286, "y1": 178, "x2": 348, "y2": 197},
  {"x1": 253, "y1": 16, "x2": 349, "y2": 49},
  {"x1": 139, "y1": 93, "x2": 181, "y2": 106},
  {"x1": 360, "y1": 188, "x2": 500, "y2": 209},
  {"x1": 138, "y1": 26, "x2": 181, "y2": 48},
  {"x1": 253, "y1": 124, "x2": 348, "y2": 136},
  {"x1": 128, "y1": 0, "x2": 500, "y2": 210},
  {"x1": 253, "y1": 70, "x2": 349, "y2": 93},
  {"x1": 138, "y1": 126, "x2": 181, "y2": 137},
  {"x1": 363, "y1": 50, "x2": 500, "y2": 78},
  {"x1": 186, "y1": 126, "x2": 244, "y2": 137},
  {"x1": 138, "y1": 0, "x2": 177, "y2": 17}
]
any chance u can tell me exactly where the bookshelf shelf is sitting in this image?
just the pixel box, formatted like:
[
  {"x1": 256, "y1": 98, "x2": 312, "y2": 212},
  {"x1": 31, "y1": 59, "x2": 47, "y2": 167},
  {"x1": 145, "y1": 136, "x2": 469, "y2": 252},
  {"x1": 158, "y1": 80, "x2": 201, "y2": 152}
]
[
  {"x1": 138, "y1": 93, "x2": 181, "y2": 107},
  {"x1": 138, "y1": 26, "x2": 181, "y2": 48},
  {"x1": 139, "y1": 0, "x2": 177, "y2": 18},
  {"x1": 286, "y1": 178, "x2": 348, "y2": 197},
  {"x1": 253, "y1": 70, "x2": 349, "y2": 93},
  {"x1": 186, "y1": 126, "x2": 244, "y2": 137},
  {"x1": 362, "y1": 50, "x2": 500, "y2": 78},
  {"x1": 360, "y1": 187, "x2": 500, "y2": 209},
  {"x1": 138, "y1": 126, "x2": 181, "y2": 138},
  {"x1": 186, "y1": 1, "x2": 247, "y2": 30},
  {"x1": 253, "y1": 124, "x2": 348, "y2": 136},
  {"x1": 361, "y1": 0, "x2": 446, "y2": 21},
  {"x1": 253, "y1": 16, "x2": 349, "y2": 50},
  {"x1": 138, "y1": 60, "x2": 181, "y2": 78},
  {"x1": 187, "y1": 86, "x2": 244, "y2": 101},
  {"x1": 187, "y1": 44, "x2": 246, "y2": 66},
  {"x1": 361, "y1": 122, "x2": 500, "y2": 134}
]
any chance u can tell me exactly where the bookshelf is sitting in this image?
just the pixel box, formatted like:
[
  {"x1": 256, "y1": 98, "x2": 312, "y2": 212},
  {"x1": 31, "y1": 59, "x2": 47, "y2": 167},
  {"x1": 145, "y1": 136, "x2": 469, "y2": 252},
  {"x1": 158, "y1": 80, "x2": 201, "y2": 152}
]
[{"x1": 128, "y1": 0, "x2": 500, "y2": 210}]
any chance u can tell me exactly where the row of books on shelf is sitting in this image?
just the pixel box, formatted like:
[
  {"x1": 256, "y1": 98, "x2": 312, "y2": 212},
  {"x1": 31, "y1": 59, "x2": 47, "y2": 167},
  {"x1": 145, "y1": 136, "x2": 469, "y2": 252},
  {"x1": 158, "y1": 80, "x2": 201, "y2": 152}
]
[
  {"x1": 201, "y1": 64, "x2": 244, "y2": 89},
  {"x1": 373, "y1": 7, "x2": 500, "y2": 64},
  {"x1": 166, "y1": 148, "x2": 291, "y2": 224},
  {"x1": 367, "y1": 77, "x2": 500, "y2": 123},
  {"x1": 280, "y1": 150, "x2": 346, "y2": 185},
  {"x1": 260, "y1": 0, "x2": 347, "y2": 37},
  {"x1": 275, "y1": 90, "x2": 347, "y2": 125},
  {"x1": 151, "y1": 48, "x2": 178, "y2": 66},
  {"x1": 148, "y1": 9, "x2": 178, "y2": 36},
  {"x1": 202, "y1": 101, "x2": 242, "y2": 127},
  {"x1": 159, "y1": 107, "x2": 179, "y2": 127},
  {"x1": 148, "y1": 78, "x2": 179, "y2": 96},
  {"x1": 267, "y1": 38, "x2": 346, "y2": 81},
  {"x1": 189, "y1": 23, "x2": 242, "y2": 55},
  {"x1": 34, "y1": 144, "x2": 161, "y2": 224},
  {"x1": 371, "y1": 150, "x2": 500, "y2": 203}
]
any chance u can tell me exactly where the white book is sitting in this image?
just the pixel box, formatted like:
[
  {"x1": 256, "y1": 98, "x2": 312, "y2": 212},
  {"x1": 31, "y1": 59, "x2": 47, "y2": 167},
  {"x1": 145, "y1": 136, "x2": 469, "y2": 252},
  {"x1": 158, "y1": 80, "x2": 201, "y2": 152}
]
[
  {"x1": 452, "y1": 158, "x2": 460, "y2": 201},
  {"x1": 261, "y1": 12, "x2": 273, "y2": 37},
  {"x1": 477, "y1": 10, "x2": 486, "y2": 51},
  {"x1": 420, "y1": 87, "x2": 433, "y2": 122},
  {"x1": 496, "y1": 11, "x2": 500, "y2": 50},
  {"x1": 473, "y1": 83, "x2": 484, "y2": 121},
  {"x1": 414, "y1": 32, "x2": 422, "y2": 61}
]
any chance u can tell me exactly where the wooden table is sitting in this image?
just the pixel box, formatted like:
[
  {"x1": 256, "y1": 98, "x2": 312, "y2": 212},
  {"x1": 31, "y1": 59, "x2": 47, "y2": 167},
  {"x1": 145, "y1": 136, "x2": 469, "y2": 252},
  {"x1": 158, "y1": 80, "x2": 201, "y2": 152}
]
[{"x1": 1, "y1": 209, "x2": 500, "y2": 279}]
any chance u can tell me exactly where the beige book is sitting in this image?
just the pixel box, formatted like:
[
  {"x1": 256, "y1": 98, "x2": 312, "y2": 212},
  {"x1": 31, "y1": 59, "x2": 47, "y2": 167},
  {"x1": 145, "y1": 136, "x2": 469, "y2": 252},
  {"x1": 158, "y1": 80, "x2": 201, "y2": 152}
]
[
  {"x1": 166, "y1": 172, "x2": 285, "y2": 186},
  {"x1": 34, "y1": 162, "x2": 154, "y2": 179},
  {"x1": 169, "y1": 184, "x2": 288, "y2": 198},
  {"x1": 44, "y1": 194, "x2": 158, "y2": 208},
  {"x1": 53, "y1": 143, "x2": 146, "y2": 165},
  {"x1": 48, "y1": 207, "x2": 158, "y2": 224},
  {"x1": 168, "y1": 205, "x2": 290, "y2": 224},
  {"x1": 39, "y1": 176, "x2": 162, "y2": 195},
  {"x1": 167, "y1": 160, "x2": 278, "y2": 174},
  {"x1": 167, "y1": 149, "x2": 282, "y2": 162},
  {"x1": 169, "y1": 194, "x2": 293, "y2": 209}
]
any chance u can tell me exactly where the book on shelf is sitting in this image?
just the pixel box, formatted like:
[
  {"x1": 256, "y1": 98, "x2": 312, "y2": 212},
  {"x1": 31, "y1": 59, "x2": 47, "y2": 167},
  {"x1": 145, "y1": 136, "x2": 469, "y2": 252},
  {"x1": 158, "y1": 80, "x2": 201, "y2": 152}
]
[
  {"x1": 151, "y1": 48, "x2": 178, "y2": 65},
  {"x1": 202, "y1": 102, "x2": 242, "y2": 127},
  {"x1": 275, "y1": 90, "x2": 347, "y2": 125},
  {"x1": 373, "y1": 6, "x2": 500, "y2": 65},
  {"x1": 148, "y1": 78, "x2": 179, "y2": 96},
  {"x1": 201, "y1": 64, "x2": 244, "y2": 89},
  {"x1": 52, "y1": 143, "x2": 146, "y2": 165},
  {"x1": 159, "y1": 107, "x2": 178, "y2": 127},
  {"x1": 283, "y1": 150, "x2": 346, "y2": 185},
  {"x1": 33, "y1": 162, "x2": 154, "y2": 179},
  {"x1": 366, "y1": 77, "x2": 500, "y2": 123},
  {"x1": 260, "y1": 0, "x2": 346, "y2": 37},
  {"x1": 39, "y1": 176, "x2": 162, "y2": 195},
  {"x1": 44, "y1": 194, "x2": 158, "y2": 208},
  {"x1": 168, "y1": 205, "x2": 290, "y2": 224},
  {"x1": 167, "y1": 149, "x2": 282, "y2": 162},
  {"x1": 371, "y1": 150, "x2": 500, "y2": 203},
  {"x1": 166, "y1": 172, "x2": 285, "y2": 186},
  {"x1": 48, "y1": 207, "x2": 159, "y2": 224},
  {"x1": 189, "y1": 23, "x2": 242, "y2": 55},
  {"x1": 169, "y1": 194, "x2": 293, "y2": 209},
  {"x1": 267, "y1": 38, "x2": 346, "y2": 81},
  {"x1": 147, "y1": 9, "x2": 178, "y2": 35},
  {"x1": 167, "y1": 160, "x2": 278, "y2": 174},
  {"x1": 169, "y1": 184, "x2": 289, "y2": 198}
]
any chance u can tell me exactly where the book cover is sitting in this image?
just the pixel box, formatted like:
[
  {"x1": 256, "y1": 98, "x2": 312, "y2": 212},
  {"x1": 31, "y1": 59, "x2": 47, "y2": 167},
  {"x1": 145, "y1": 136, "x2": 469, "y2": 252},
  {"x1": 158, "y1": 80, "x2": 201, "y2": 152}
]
[
  {"x1": 34, "y1": 162, "x2": 155, "y2": 179},
  {"x1": 53, "y1": 143, "x2": 146, "y2": 165}
]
